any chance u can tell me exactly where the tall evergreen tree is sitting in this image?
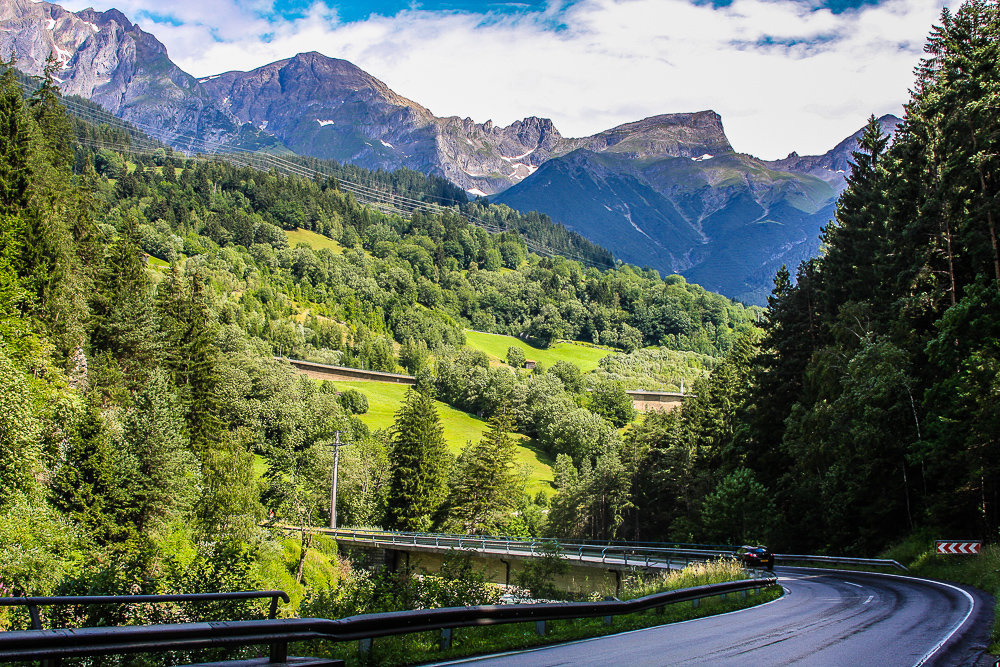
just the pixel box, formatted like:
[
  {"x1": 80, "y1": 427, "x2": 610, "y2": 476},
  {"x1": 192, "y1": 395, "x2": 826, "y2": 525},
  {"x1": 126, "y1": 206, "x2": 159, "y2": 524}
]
[
  {"x1": 385, "y1": 388, "x2": 450, "y2": 531},
  {"x1": 157, "y1": 267, "x2": 221, "y2": 453},
  {"x1": 818, "y1": 115, "x2": 891, "y2": 320},
  {"x1": 440, "y1": 408, "x2": 522, "y2": 535},
  {"x1": 0, "y1": 61, "x2": 30, "y2": 219}
]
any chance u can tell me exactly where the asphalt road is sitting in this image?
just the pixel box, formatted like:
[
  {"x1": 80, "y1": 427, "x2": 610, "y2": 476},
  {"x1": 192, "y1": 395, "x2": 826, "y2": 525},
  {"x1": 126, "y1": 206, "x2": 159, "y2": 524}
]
[{"x1": 434, "y1": 567, "x2": 994, "y2": 666}]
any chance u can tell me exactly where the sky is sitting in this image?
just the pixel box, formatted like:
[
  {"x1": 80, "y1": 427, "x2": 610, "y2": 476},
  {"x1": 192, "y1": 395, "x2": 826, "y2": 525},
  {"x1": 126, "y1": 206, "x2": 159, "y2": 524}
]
[{"x1": 56, "y1": 0, "x2": 951, "y2": 159}]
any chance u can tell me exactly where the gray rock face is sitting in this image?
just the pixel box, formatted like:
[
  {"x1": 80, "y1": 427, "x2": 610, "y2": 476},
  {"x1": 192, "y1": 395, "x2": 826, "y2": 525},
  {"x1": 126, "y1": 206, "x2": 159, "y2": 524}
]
[
  {"x1": 1, "y1": 1, "x2": 752, "y2": 197},
  {"x1": 196, "y1": 51, "x2": 735, "y2": 196},
  {"x1": 0, "y1": 0, "x2": 239, "y2": 150},
  {"x1": 766, "y1": 114, "x2": 901, "y2": 190}
]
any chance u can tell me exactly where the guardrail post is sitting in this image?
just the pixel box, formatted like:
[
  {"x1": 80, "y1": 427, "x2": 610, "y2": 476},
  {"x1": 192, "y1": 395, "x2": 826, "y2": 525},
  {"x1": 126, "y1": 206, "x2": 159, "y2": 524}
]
[
  {"x1": 741, "y1": 589, "x2": 747, "y2": 599},
  {"x1": 535, "y1": 620, "x2": 546, "y2": 636},
  {"x1": 269, "y1": 640, "x2": 288, "y2": 663},
  {"x1": 359, "y1": 638, "x2": 373, "y2": 654},
  {"x1": 692, "y1": 598, "x2": 700, "y2": 609},
  {"x1": 268, "y1": 595, "x2": 279, "y2": 619},
  {"x1": 27, "y1": 604, "x2": 42, "y2": 630},
  {"x1": 440, "y1": 627, "x2": 453, "y2": 650}
]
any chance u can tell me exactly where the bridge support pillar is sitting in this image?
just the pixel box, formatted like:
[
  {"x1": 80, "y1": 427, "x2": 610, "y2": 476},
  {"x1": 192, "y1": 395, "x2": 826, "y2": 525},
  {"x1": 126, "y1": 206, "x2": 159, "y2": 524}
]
[{"x1": 386, "y1": 549, "x2": 409, "y2": 572}]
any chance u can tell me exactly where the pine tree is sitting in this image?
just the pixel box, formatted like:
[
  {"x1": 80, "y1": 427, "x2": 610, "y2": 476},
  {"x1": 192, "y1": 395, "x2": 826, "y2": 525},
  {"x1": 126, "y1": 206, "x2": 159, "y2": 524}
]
[
  {"x1": 90, "y1": 212, "x2": 159, "y2": 387},
  {"x1": 50, "y1": 399, "x2": 143, "y2": 546},
  {"x1": 123, "y1": 369, "x2": 200, "y2": 535},
  {"x1": 156, "y1": 267, "x2": 221, "y2": 453},
  {"x1": 441, "y1": 408, "x2": 522, "y2": 534},
  {"x1": 29, "y1": 55, "x2": 73, "y2": 170},
  {"x1": 385, "y1": 388, "x2": 450, "y2": 531},
  {"x1": 0, "y1": 61, "x2": 30, "y2": 219},
  {"x1": 818, "y1": 115, "x2": 891, "y2": 320}
]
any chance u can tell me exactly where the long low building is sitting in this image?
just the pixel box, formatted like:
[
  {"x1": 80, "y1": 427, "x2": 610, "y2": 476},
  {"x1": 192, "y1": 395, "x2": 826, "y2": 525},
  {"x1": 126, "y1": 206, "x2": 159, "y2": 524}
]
[{"x1": 625, "y1": 390, "x2": 686, "y2": 413}]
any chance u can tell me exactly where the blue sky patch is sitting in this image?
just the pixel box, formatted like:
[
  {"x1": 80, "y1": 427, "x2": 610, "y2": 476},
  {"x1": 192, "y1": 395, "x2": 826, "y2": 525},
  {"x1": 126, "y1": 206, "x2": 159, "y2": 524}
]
[{"x1": 270, "y1": 0, "x2": 552, "y2": 23}]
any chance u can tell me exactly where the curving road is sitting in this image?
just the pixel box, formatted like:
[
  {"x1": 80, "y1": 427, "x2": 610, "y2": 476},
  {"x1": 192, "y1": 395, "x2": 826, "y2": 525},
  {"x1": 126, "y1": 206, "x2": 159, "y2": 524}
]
[{"x1": 434, "y1": 567, "x2": 994, "y2": 666}]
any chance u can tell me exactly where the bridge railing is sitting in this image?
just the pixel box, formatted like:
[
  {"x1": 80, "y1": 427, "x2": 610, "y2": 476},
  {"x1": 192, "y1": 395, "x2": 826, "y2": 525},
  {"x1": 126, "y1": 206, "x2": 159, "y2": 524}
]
[
  {"x1": 313, "y1": 526, "x2": 740, "y2": 571},
  {"x1": 0, "y1": 576, "x2": 777, "y2": 663},
  {"x1": 313, "y1": 527, "x2": 908, "y2": 572}
]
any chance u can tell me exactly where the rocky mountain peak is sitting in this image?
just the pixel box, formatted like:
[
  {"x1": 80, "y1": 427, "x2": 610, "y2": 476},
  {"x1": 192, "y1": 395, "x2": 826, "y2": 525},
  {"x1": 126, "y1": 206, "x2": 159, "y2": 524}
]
[
  {"x1": 1, "y1": 0, "x2": 240, "y2": 149},
  {"x1": 767, "y1": 113, "x2": 901, "y2": 189},
  {"x1": 571, "y1": 110, "x2": 733, "y2": 159},
  {"x1": 75, "y1": 7, "x2": 133, "y2": 31}
]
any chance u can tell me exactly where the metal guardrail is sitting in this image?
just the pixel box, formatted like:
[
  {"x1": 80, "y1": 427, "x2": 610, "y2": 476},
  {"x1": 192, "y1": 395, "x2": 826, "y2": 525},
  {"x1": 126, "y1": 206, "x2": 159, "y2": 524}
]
[
  {"x1": 0, "y1": 590, "x2": 291, "y2": 631},
  {"x1": 313, "y1": 527, "x2": 909, "y2": 572},
  {"x1": 310, "y1": 527, "x2": 733, "y2": 571},
  {"x1": 774, "y1": 554, "x2": 908, "y2": 571},
  {"x1": 0, "y1": 576, "x2": 777, "y2": 662},
  {"x1": 0, "y1": 590, "x2": 293, "y2": 663}
]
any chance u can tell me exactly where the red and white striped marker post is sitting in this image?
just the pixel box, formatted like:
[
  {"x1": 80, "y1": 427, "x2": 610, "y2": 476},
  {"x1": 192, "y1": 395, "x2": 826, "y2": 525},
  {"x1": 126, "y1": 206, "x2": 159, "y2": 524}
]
[{"x1": 935, "y1": 540, "x2": 982, "y2": 555}]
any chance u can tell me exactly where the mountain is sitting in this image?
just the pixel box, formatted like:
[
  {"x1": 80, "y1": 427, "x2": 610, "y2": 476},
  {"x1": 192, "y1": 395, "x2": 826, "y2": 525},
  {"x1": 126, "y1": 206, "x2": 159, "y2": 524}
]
[
  {"x1": 198, "y1": 53, "x2": 732, "y2": 197},
  {"x1": 766, "y1": 114, "x2": 901, "y2": 189},
  {"x1": 494, "y1": 116, "x2": 897, "y2": 304},
  {"x1": 3, "y1": 0, "x2": 902, "y2": 304},
  {"x1": 0, "y1": 0, "x2": 253, "y2": 150}
]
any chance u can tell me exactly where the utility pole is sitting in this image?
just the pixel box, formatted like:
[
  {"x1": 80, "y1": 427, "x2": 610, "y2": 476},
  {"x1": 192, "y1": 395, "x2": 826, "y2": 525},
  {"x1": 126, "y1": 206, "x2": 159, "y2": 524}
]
[{"x1": 329, "y1": 432, "x2": 352, "y2": 530}]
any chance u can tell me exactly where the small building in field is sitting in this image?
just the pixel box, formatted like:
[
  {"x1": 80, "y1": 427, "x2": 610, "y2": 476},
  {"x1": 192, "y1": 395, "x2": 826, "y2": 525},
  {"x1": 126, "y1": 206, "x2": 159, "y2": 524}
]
[{"x1": 524, "y1": 360, "x2": 536, "y2": 370}]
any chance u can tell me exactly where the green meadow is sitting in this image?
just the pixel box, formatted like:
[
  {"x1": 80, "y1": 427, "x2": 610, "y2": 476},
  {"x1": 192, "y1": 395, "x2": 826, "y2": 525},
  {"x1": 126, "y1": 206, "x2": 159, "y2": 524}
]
[
  {"x1": 463, "y1": 329, "x2": 611, "y2": 373},
  {"x1": 333, "y1": 380, "x2": 554, "y2": 496},
  {"x1": 285, "y1": 228, "x2": 345, "y2": 253}
]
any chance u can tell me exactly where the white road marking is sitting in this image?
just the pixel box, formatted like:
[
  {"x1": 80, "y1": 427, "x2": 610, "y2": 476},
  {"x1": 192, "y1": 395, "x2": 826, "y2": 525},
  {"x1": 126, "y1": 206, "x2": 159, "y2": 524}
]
[
  {"x1": 793, "y1": 566, "x2": 978, "y2": 667},
  {"x1": 844, "y1": 582, "x2": 863, "y2": 588},
  {"x1": 864, "y1": 595, "x2": 874, "y2": 605},
  {"x1": 428, "y1": 589, "x2": 789, "y2": 666}
]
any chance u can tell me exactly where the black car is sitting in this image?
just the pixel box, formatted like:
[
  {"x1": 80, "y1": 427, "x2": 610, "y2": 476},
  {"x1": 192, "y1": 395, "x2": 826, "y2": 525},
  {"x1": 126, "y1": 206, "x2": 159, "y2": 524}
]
[{"x1": 737, "y1": 545, "x2": 774, "y2": 570}]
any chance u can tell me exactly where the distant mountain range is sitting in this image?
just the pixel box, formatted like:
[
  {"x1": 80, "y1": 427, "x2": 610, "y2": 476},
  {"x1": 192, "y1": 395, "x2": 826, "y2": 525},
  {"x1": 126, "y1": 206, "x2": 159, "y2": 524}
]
[
  {"x1": 0, "y1": 0, "x2": 901, "y2": 304},
  {"x1": 495, "y1": 114, "x2": 901, "y2": 303}
]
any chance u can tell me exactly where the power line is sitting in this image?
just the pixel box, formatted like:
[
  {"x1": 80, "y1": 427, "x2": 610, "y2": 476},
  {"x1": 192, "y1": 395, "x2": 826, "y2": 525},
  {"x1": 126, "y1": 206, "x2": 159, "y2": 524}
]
[{"x1": 24, "y1": 77, "x2": 611, "y2": 268}]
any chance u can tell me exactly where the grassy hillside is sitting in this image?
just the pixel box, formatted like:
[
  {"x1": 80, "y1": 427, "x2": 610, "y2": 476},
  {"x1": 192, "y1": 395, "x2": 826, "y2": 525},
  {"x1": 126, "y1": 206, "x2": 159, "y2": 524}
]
[
  {"x1": 286, "y1": 227, "x2": 345, "y2": 253},
  {"x1": 332, "y1": 380, "x2": 555, "y2": 496},
  {"x1": 464, "y1": 330, "x2": 611, "y2": 373}
]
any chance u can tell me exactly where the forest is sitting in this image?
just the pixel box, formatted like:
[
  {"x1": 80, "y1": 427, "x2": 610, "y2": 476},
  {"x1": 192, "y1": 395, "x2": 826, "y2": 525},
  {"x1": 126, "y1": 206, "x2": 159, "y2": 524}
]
[{"x1": 0, "y1": 0, "x2": 998, "y2": 627}]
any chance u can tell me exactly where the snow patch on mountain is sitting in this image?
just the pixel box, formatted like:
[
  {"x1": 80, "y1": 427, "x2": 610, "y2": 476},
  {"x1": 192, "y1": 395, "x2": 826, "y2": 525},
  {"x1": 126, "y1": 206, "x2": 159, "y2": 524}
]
[{"x1": 501, "y1": 149, "x2": 534, "y2": 161}]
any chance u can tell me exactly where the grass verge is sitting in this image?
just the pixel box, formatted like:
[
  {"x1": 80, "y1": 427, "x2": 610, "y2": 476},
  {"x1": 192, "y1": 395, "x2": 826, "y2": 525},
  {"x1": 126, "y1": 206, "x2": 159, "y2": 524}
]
[
  {"x1": 292, "y1": 560, "x2": 779, "y2": 666},
  {"x1": 293, "y1": 587, "x2": 780, "y2": 666},
  {"x1": 903, "y1": 544, "x2": 1000, "y2": 653}
]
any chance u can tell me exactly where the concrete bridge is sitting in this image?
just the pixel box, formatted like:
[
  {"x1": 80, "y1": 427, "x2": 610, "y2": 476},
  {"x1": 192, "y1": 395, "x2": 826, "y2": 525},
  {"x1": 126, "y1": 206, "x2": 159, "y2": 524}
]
[
  {"x1": 283, "y1": 359, "x2": 686, "y2": 413},
  {"x1": 305, "y1": 528, "x2": 719, "y2": 597}
]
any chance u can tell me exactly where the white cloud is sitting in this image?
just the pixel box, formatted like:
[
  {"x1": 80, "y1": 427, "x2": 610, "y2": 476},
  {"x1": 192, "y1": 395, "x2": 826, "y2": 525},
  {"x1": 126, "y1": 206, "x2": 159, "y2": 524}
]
[{"x1": 55, "y1": 0, "x2": 948, "y2": 158}]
